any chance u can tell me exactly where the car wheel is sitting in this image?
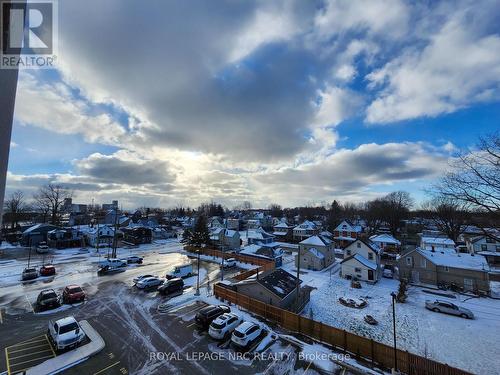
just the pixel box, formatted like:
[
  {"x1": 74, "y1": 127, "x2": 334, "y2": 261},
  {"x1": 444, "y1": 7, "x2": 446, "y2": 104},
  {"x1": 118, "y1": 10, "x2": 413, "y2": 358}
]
[
  {"x1": 432, "y1": 308, "x2": 440, "y2": 313},
  {"x1": 460, "y1": 313, "x2": 468, "y2": 319}
]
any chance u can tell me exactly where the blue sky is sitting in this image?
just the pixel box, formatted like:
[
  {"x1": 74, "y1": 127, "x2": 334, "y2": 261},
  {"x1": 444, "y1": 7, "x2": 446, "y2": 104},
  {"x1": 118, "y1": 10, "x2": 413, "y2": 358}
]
[{"x1": 6, "y1": 0, "x2": 500, "y2": 209}]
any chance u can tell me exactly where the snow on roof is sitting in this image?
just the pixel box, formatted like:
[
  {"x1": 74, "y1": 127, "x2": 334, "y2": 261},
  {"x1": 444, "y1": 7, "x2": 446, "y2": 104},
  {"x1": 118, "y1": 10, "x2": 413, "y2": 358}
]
[
  {"x1": 421, "y1": 236, "x2": 455, "y2": 246},
  {"x1": 308, "y1": 248, "x2": 325, "y2": 259},
  {"x1": 274, "y1": 222, "x2": 291, "y2": 228},
  {"x1": 417, "y1": 249, "x2": 489, "y2": 271},
  {"x1": 257, "y1": 269, "x2": 299, "y2": 298},
  {"x1": 369, "y1": 233, "x2": 401, "y2": 245},
  {"x1": 341, "y1": 254, "x2": 377, "y2": 270},
  {"x1": 294, "y1": 220, "x2": 316, "y2": 230},
  {"x1": 300, "y1": 235, "x2": 329, "y2": 247},
  {"x1": 334, "y1": 220, "x2": 360, "y2": 233}
]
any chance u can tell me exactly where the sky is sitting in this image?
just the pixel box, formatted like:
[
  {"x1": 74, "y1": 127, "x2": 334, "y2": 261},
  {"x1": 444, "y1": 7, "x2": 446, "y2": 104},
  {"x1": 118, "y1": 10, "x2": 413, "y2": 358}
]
[{"x1": 5, "y1": 0, "x2": 500, "y2": 209}]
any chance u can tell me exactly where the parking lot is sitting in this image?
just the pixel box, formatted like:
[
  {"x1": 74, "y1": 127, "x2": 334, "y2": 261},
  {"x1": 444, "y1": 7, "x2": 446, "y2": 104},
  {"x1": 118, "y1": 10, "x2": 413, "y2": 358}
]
[{"x1": 0, "y1": 247, "x2": 342, "y2": 374}]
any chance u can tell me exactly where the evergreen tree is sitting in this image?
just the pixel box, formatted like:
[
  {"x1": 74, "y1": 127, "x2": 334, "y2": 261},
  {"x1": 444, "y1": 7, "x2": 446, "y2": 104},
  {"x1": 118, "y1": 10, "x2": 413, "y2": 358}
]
[
  {"x1": 190, "y1": 215, "x2": 210, "y2": 247},
  {"x1": 180, "y1": 228, "x2": 192, "y2": 245}
]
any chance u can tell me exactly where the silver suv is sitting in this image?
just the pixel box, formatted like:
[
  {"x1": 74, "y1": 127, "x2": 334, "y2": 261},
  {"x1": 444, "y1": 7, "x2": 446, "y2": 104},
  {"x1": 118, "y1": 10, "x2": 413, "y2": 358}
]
[{"x1": 425, "y1": 300, "x2": 474, "y2": 319}]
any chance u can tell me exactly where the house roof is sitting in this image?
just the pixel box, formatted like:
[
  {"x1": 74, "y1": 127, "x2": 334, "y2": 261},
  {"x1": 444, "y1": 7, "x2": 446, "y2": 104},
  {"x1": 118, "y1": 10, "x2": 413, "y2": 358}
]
[
  {"x1": 334, "y1": 220, "x2": 361, "y2": 233},
  {"x1": 308, "y1": 248, "x2": 325, "y2": 259},
  {"x1": 274, "y1": 222, "x2": 291, "y2": 229},
  {"x1": 299, "y1": 235, "x2": 330, "y2": 247},
  {"x1": 346, "y1": 239, "x2": 381, "y2": 254},
  {"x1": 257, "y1": 269, "x2": 300, "y2": 299},
  {"x1": 341, "y1": 254, "x2": 377, "y2": 270},
  {"x1": 416, "y1": 248, "x2": 489, "y2": 272},
  {"x1": 369, "y1": 233, "x2": 401, "y2": 245},
  {"x1": 294, "y1": 220, "x2": 317, "y2": 230},
  {"x1": 421, "y1": 236, "x2": 455, "y2": 246}
]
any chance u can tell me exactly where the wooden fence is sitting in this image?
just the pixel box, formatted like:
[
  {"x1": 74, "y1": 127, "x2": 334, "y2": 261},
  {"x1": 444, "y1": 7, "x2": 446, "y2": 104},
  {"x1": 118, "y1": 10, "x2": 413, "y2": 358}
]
[
  {"x1": 183, "y1": 246, "x2": 275, "y2": 280},
  {"x1": 214, "y1": 284, "x2": 472, "y2": 375}
]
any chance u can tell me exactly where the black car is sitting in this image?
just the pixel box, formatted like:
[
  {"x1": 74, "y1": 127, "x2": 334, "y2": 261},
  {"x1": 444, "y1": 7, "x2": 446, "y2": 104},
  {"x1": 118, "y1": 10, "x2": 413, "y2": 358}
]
[
  {"x1": 158, "y1": 278, "x2": 184, "y2": 296},
  {"x1": 36, "y1": 289, "x2": 60, "y2": 310},
  {"x1": 195, "y1": 305, "x2": 230, "y2": 329}
]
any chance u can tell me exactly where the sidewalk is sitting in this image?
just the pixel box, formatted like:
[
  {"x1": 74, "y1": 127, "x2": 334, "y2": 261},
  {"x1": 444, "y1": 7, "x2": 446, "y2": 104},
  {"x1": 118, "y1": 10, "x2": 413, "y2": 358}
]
[{"x1": 26, "y1": 320, "x2": 104, "y2": 375}]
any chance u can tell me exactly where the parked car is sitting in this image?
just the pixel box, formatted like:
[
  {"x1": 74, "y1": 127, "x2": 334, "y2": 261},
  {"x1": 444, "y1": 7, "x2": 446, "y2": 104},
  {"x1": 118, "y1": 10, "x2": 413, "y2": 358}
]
[
  {"x1": 195, "y1": 305, "x2": 230, "y2": 329},
  {"x1": 36, "y1": 289, "x2": 60, "y2": 310},
  {"x1": 221, "y1": 258, "x2": 236, "y2": 268},
  {"x1": 48, "y1": 316, "x2": 85, "y2": 352},
  {"x1": 125, "y1": 256, "x2": 143, "y2": 264},
  {"x1": 209, "y1": 313, "x2": 242, "y2": 340},
  {"x1": 158, "y1": 278, "x2": 184, "y2": 296},
  {"x1": 166, "y1": 263, "x2": 193, "y2": 279},
  {"x1": 21, "y1": 267, "x2": 38, "y2": 281},
  {"x1": 98, "y1": 258, "x2": 127, "y2": 268},
  {"x1": 36, "y1": 242, "x2": 49, "y2": 254},
  {"x1": 62, "y1": 285, "x2": 86, "y2": 304},
  {"x1": 97, "y1": 265, "x2": 126, "y2": 275},
  {"x1": 382, "y1": 268, "x2": 393, "y2": 279},
  {"x1": 136, "y1": 276, "x2": 162, "y2": 289},
  {"x1": 40, "y1": 264, "x2": 56, "y2": 276},
  {"x1": 425, "y1": 300, "x2": 474, "y2": 319},
  {"x1": 133, "y1": 274, "x2": 157, "y2": 284},
  {"x1": 231, "y1": 322, "x2": 262, "y2": 348}
]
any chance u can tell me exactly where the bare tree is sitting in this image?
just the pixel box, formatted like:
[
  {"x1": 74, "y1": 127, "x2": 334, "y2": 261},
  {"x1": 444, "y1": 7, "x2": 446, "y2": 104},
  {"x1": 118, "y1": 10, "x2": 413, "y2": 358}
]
[
  {"x1": 33, "y1": 184, "x2": 72, "y2": 225},
  {"x1": 433, "y1": 133, "x2": 500, "y2": 240},
  {"x1": 268, "y1": 203, "x2": 283, "y2": 218},
  {"x1": 363, "y1": 198, "x2": 387, "y2": 235},
  {"x1": 381, "y1": 191, "x2": 414, "y2": 236},
  {"x1": 3, "y1": 190, "x2": 28, "y2": 229},
  {"x1": 422, "y1": 197, "x2": 468, "y2": 243}
]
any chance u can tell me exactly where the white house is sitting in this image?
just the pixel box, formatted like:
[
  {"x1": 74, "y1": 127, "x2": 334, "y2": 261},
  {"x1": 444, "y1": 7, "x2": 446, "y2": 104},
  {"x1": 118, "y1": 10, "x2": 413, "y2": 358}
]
[
  {"x1": 333, "y1": 220, "x2": 361, "y2": 248},
  {"x1": 466, "y1": 235, "x2": 500, "y2": 266},
  {"x1": 369, "y1": 233, "x2": 401, "y2": 251},
  {"x1": 341, "y1": 239, "x2": 382, "y2": 283},
  {"x1": 293, "y1": 220, "x2": 319, "y2": 241},
  {"x1": 295, "y1": 235, "x2": 335, "y2": 271},
  {"x1": 85, "y1": 225, "x2": 115, "y2": 248},
  {"x1": 420, "y1": 235, "x2": 455, "y2": 253}
]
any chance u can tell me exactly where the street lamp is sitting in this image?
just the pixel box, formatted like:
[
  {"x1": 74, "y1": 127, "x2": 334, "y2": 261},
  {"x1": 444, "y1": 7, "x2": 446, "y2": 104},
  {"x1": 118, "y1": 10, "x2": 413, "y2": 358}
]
[
  {"x1": 390, "y1": 291, "x2": 398, "y2": 374},
  {"x1": 195, "y1": 248, "x2": 201, "y2": 296}
]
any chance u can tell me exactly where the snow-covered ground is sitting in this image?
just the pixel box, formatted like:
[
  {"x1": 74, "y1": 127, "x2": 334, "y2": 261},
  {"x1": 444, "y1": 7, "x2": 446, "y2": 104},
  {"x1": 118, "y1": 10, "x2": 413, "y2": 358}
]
[{"x1": 294, "y1": 260, "x2": 500, "y2": 375}]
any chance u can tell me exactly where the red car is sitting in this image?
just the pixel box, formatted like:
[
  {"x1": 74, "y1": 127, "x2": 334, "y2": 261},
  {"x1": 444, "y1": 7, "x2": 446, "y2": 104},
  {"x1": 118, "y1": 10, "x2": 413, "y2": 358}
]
[
  {"x1": 39, "y1": 265, "x2": 56, "y2": 276},
  {"x1": 62, "y1": 285, "x2": 86, "y2": 304}
]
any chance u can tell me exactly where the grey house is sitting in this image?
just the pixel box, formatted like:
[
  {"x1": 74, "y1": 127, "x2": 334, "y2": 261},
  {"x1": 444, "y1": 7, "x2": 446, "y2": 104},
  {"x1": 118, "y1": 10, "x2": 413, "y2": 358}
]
[
  {"x1": 398, "y1": 248, "x2": 490, "y2": 293},
  {"x1": 230, "y1": 269, "x2": 310, "y2": 311}
]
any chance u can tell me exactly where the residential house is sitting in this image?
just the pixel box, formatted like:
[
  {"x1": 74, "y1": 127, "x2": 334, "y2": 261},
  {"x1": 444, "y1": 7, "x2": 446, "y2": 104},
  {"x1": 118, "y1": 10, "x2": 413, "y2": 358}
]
[
  {"x1": 369, "y1": 233, "x2": 401, "y2": 253},
  {"x1": 246, "y1": 228, "x2": 275, "y2": 245},
  {"x1": 226, "y1": 218, "x2": 240, "y2": 231},
  {"x1": 340, "y1": 239, "x2": 382, "y2": 283},
  {"x1": 122, "y1": 226, "x2": 152, "y2": 245},
  {"x1": 398, "y1": 248, "x2": 490, "y2": 293},
  {"x1": 85, "y1": 225, "x2": 115, "y2": 248},
  {"x1": 333, "y1": 220, "x2": 361, "y2": 248},
  {"x1": 21, "y1": 224, "x2": 60, "y2": 246},
  {"x1": 466, "y1": 235, "x2": 500, "y2": 266},
  {"x1": 293, "y1": 220, "x2": 319, "y2": 242},
  {"x1": 295, "y1": 235, "x2": 335, "y2": 271},
  {"x1": 47, "y1": 228, "x2": 84, "y2": 249},
  {"x1": 227, "y1": 268, "x2": 310, "y2": 311},
  {"x1": 239, "y1": 243, "x2": 283, "y2": 267},
  {"x1": 210, "y1": 227, "x2": 241, "y2": 250},
  {"x1": 272, "y1": 222, "x2": 294, "y2": 242},
  {"x1": 419, "y1": 233, "x2": 455, "y2": 252},
  {"x1": 246, "y1": 219, "x2": 262, "y2": 230},
  {"x1": 208, "y1": 217, "x2": 224, "y2": 229}
]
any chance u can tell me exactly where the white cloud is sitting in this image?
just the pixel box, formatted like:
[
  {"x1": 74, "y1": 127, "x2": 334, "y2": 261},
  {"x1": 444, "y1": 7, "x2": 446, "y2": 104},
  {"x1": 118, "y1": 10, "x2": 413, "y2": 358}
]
[{"x1": 366, "y1": 7, "x2": 500, "y2": 123}]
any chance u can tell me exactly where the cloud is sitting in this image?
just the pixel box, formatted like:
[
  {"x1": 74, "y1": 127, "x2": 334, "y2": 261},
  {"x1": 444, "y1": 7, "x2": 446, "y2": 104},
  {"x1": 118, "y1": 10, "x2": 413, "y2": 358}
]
[{"x1": 366, "y1": 4, "x2": 500, "y2": 123}]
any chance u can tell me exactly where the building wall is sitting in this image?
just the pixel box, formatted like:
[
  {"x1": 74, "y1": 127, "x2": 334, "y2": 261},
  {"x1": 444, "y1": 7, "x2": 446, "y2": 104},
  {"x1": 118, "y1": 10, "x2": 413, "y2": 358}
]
[
  {"x1": 344, "y1": 240, "x2": 377, "y2": 263},
  {"x1": 341, "y1": 258, "x2": 375, "y2": 282},
  {"x1": 295, "y1": 251, "x2": 325, "y2": 271}
]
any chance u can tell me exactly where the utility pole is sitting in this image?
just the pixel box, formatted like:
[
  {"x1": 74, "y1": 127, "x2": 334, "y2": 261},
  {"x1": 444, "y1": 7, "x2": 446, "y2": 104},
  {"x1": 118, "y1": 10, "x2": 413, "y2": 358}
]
[
  {"x1": 391, "y1": 292, "x2": 398, "y2": 374},
  {"x1": 111, "y1": 206, "x2": 119, "y2": 258},
  {"x1": 295, "y1": 247, "x2": 301, "y2": 310},
  {"x1": 195, "y1": 248, "x2": 201, "y2": 296}
]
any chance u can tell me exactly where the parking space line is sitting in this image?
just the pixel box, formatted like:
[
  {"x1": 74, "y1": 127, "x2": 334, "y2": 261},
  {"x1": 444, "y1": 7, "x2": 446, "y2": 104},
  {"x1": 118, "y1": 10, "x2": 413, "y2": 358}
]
[
  {"x1": 7, "y1": 354, "x2": 54, "y2": 368},
  {"x1": 9, "y1": 348, "x2": 53, "y2": 360},
  {"x1": 6, "y1": 335, "x2": 46, "y2": 348},
  {"x1": 5, "y1": 347, "x2": 11, "y2": 375},
  {"x1": 303, "y1": 360, "x2": 313, "y2": 374},
  {"x1": 24, "y1": 295, "x2": 34, "y2": 313},
  {"x1": 7, "y1": 343, "x2": 51, "y2": 354},
  {"x1": 92, "y1": 360, "x2": 121, "y2": 375},
  {"x1": 45, "y1": 335, "x2": 56, "y2": 357},
  {"x1": 0, "y1": 308, "x2": 3, "y2": 324}
]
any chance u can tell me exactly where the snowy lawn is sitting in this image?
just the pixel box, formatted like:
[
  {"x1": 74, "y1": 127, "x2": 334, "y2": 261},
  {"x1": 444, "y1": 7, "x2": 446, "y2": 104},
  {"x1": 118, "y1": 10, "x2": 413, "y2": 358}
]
[{"x1": 303, "y1": 269, "x2": 500, "y2": 375}]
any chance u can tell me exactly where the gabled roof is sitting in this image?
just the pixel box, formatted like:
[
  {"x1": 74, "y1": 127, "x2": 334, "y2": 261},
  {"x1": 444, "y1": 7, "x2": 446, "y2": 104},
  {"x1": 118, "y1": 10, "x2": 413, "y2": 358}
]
[
  {"x1": 274, "y1": 222, "x2": 292, "y2": 229},
  {"x1": 299, "y1": 235, "x2": 330, "y2": 247},
  {"x1": 341, "y1": 254, "x2": 377, "y2": 270},
  {"x1": 369, "y1": 233, "x2": 401, "y2": 245},
  {"x1": 257, "y1": 269, "x2": 300, "y2": 299},
  {"x1": 334, "y1": 220, "x2": 360, "y2": 233},
  {"x1": 294, "y1": 220, "x2": 317, "y2": 230},
  {"x1": 346, "y1": 238, "x2": 381, "y2": 254},
  {"x1": 421, "y1": 236, "x2": 455, "y2": 246}
]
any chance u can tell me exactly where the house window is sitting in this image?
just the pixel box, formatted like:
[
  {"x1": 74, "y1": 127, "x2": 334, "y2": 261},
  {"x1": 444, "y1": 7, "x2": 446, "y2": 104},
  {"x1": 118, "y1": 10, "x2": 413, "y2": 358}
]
[
  {"x1": 481, "y1": 244, "x2": 487, "y2": 251},
  {"x1": 496, "y1": 246, "x2": 500, "y2": 252},
  {"x1": 406, "y1": 257, "x2": 412, "y2": 266},
  {"x1": 368, "y1": 252, "x2": 374, "y2": 260},
  {"x1": 420, "y1": 259, "x2": 426, "y2": 268},
  {"x1": 486, "y1": 238, "x2": 495, "y2": 244},
  {"x1": 355, "y1": 267, "x2": 362, "y2": 273},
  {"x1": 357, "y1": 242, "x2": 361, "y2": 248},
  {"x1": 346, "y1": 250, "x2": 351, "y2": 256}
]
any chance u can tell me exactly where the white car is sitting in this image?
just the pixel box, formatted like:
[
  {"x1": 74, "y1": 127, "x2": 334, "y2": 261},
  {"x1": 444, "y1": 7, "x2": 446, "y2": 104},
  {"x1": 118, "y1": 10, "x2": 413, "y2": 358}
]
[
  {"x1": 36, "y1": 242, "x2": 49, "y2": 254},
  {"x1": 48, "y1": 316, "x2": 85, "y2": 352},
  {"x1": 221, "y1": 258, "x2": 236, "y2": 268},
  {"x1": 125, "y1": 256, "x2": 143, "y2": 264},
  {"x1": 383, "y1": 268, "x2": 394, "y2": 278},
  {"x1": 98, "y1": 258, "x2": 127, "y2": 268},
  {"x1": 136, "y1": 276, "x2": 162, "y2": 289},
  {"x1": 209, "y1": 313, "x2": 242, "y2": 340},
  {"x1": 231, "y1": 322, "x2": 262, "y2": 348},
  {"x1": 133, "y1": 274, "x2": 157, "y2": 284}
]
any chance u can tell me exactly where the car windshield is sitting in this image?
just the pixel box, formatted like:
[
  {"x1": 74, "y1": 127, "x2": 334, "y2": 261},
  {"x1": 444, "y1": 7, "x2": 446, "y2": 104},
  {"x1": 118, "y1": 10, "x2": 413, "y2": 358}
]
[
  {"x1": 43, "y1": 292, "x2": 57, "y2": 299},
  {"x1": 59, "y1": 322, "x2": 79, "y2": 334},
  {"x1": 211, "y1": 321, "x2": 225, "y2": 329},
  {"x1": 233, "y1": 330, "x2": 245, "y2": 338},
  {"x1": 69, "y1": 287, "x2": 82, "y2": 293}
]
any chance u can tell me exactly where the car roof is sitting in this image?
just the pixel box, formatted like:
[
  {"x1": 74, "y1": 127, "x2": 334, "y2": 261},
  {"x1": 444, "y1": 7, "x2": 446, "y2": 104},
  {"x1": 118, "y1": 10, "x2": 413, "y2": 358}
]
[
  {"x1": 142, "y1": 276, "x2": 157, "y2": 281},
  {"x1": 235, "y1": 321, "x2": 257, "y2": 333},
  {"x1": 41, "y1": 289, "x2": 56, "y2": 294},
  {"x1": 56, "y1": 316, "x2": 77, "y2": 326},
  {"x1": 66, "y1": 284, "x2": 81, "y2": 289}
]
